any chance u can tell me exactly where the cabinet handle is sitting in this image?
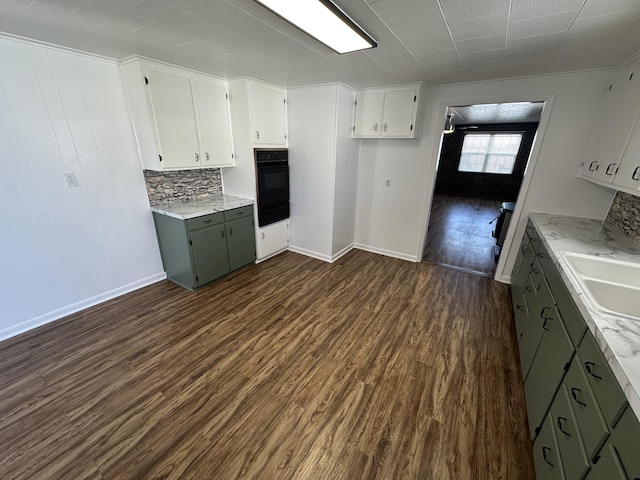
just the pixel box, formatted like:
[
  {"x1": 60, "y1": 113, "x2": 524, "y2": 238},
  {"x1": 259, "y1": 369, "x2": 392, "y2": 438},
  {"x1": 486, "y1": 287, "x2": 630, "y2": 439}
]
[
  {"x1": 540, "y1": 306, "x2": 551, "y2": 319},
  {"x1": 605, "y1": 163, "x2": 617, "y2": 175},
  {"x1": 195, "y1": 152, "x2": 199, "y2": 162},
  {"x1": 532, "y1": 267, "x2": 540, "y2": 274},
  {"x1": 537, "y1": 252, "x2": 549, "y2": 259},
  {"x1": 542, "y1": 317, "x2": 551, "y2": 331},
  {"x1": 516, "y1": 305, "x2": 525, "y2": 312},
  {"x1": 557, "y1": 417, "x2": 571, "y2": 437},
  {"x1": 542, "y1": 447, "x2": 554, "y2": 467},
  {"x1": 383, "y1": 123, "x2": 388, "y2": 131},
  {"x1": 261, "y1": 232, "x2": 265, "y2": 240},
  {"x1": 584, "y1": 361, "x2": 602, "y2": 380},
  {"x1": 632, "y1": 166, "x2": 640, "y2": 181},
  {"x1": 374, "y1": 123, "x2": 378, "y2": 132},
  {"x1": 205, "y1": 152, "x2": 210, "y2": 161},
  {"x1": 588, "y1": 161, "x2": 598, "y2": 172},
  {"x1": 203, "y1": 219, "x2": 212, "y2": 224},
  {"x1": 525, "y1": 285, "x2": 533, "y2": 293},
  {"x1": 570, "y1": 387, "x2": 587, "y2": 407},
  {"x1": 220, "y1": 230, "x2": 225, "y2": 239},
  {"x1": 228, "y1": 227, "x2": 233, "y2": 236},
  {"x1": 256, "y1": 130, "x2": 260, "y2": 140}
]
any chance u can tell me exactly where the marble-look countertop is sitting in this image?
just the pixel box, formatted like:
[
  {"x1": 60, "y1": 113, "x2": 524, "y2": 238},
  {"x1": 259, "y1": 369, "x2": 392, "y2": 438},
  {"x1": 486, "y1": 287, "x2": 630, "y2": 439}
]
[
  {"x1": 530, "y1": 213, "x2": 640, "y2": 420},
  {"x1": 150, "y1": 195, "x2": 254, "y2": 220}
]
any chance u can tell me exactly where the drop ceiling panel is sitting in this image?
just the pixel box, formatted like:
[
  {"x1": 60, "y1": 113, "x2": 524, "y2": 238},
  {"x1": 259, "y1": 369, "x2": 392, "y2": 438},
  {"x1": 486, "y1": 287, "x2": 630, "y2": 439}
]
[
  {"x1": 566, "y1": 11, "x2": 640, "y2": 38},
  {"x1": 439, "y1": 0, "x2": 510, "y2": 23},
  {"x1": 448, "y1": 14, "x2": 509, "y2": 41},
  {"x1": 459, "y1": 49, "x2": 506, "y2": 64},
  {"x1": 509, "y1": 12, "x2": 577, "y2": 39},
  {"x1": 507, "y1": 32, "x2": 565, "y2": 53},
  {"x1": 416, "y1": 49, "x2": 460, "y2": 66},
  {"x1": 456, "y1": 34, "x2": 506, "y2": 55},
  {"x1": 368, "y1": 0, "x2": 442, "y2": 26},
  {"x1": 510, "y1": 0, "x2": 587, "y2": 21},
  {"x1": 128, "y1": 0, "x2": 202, "y2": 31},
  {"x1": 577, "y1": 0, "x2": 640, "y2": 18}
]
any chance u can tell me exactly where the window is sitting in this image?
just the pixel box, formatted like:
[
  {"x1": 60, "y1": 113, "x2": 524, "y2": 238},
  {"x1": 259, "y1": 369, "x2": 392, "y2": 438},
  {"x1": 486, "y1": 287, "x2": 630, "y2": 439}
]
[{"x1": 459, "y1": 133, "x2": 523, "y2": 174}]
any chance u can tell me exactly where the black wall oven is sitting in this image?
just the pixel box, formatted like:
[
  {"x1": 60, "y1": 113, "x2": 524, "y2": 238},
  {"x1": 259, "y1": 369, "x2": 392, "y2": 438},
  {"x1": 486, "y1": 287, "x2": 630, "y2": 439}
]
[{"x1": 255, "y1": 148, "x2": 289, "y2": 227}]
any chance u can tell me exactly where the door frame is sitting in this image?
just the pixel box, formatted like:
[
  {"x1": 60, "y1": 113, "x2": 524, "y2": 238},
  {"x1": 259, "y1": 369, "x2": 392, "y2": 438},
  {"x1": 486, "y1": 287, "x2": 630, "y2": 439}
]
[{"x1": 420, "y1": 93, "x2": 556, "y2": 282}]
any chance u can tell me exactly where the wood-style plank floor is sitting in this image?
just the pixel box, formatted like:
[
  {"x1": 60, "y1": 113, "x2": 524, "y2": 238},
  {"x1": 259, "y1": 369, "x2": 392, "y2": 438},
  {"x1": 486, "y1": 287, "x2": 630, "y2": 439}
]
[
  {"x1": 423, "y1": 195, "x2": 502, "y2": 277},
  {"x1": 0, "y1": 249, "x2": 534, "y2": 480}
]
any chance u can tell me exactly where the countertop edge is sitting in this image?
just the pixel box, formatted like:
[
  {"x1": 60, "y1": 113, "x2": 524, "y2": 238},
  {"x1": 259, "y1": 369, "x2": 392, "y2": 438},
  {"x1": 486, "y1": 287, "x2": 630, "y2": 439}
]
[
  {"x1": 150, "y1": 195, "x2": 254, "y2": 220},
  {"x1": 529, "y1": 213, "x2": 640, "y2": 421}
]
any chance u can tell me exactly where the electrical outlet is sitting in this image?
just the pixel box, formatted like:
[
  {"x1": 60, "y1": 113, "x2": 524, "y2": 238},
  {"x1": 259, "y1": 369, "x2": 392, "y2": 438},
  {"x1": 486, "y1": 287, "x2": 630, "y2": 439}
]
[
  {"x1": 385, "y1": 179, "x2": 391, "y2": 187},
  {"x1": 64, "y1": 172, "x2": 78, "y2": 187}
]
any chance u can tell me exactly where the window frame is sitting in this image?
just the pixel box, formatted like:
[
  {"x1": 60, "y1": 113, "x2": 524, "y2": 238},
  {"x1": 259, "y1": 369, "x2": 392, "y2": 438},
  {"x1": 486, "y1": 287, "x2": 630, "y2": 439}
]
[{"x1": 458, "y1": 131, "x2": 524, "y2": 175}]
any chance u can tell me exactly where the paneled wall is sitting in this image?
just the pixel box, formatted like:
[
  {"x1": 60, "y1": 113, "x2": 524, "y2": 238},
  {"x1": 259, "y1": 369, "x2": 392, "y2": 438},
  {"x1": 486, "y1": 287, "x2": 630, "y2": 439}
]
[{"x1": 0, "y1": 36, "x2": 164, "y2": 340}]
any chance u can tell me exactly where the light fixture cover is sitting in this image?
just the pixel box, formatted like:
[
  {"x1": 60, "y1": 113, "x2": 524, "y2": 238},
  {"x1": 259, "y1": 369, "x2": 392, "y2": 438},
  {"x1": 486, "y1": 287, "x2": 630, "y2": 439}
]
[{"x1": 255, "y1": 0, "x2": 377, "y2": 54}]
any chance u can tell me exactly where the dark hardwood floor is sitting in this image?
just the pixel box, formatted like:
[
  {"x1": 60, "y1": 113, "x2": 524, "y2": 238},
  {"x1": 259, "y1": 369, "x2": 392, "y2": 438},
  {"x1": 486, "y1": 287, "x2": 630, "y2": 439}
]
[
  {"x1": 423, "y1": 195, "x2": 502, "y2": 277},
  {"x1": 0, "y1": 249, "x2": 535, "y2": 480}
]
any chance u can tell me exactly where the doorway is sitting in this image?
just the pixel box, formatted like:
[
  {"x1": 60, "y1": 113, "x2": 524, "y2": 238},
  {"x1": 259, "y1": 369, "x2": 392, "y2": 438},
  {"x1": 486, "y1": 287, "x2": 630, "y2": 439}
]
[{"x1": 423, "y1": 102, "x2": 544, "y2": 277}]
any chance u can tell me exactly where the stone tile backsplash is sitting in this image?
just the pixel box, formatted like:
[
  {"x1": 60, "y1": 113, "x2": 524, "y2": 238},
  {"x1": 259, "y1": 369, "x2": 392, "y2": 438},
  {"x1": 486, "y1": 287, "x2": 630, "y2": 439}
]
[
  {"x1": 606, "y1": 191, "x2": 640, "y2": 242},
  {"x1": 144, "y1": 169, "x2": 222, "y2": 205}
]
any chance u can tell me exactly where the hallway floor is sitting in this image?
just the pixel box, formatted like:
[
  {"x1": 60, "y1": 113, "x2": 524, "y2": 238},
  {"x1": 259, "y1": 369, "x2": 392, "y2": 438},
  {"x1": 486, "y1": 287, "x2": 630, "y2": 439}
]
[{"x1": 423, "y1": 194, "x2": 502, "y2": 277}]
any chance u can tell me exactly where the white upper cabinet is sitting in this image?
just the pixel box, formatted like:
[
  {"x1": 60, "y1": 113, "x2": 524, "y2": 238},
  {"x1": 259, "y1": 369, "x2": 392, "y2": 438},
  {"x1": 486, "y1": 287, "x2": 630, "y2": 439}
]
[
  {"x1": 352, "y1": 84, "x2": 425, "y2": 139},
  {"x1": 121, "y1": 58, "x2": 234, "y2": 171},
  {"x1": 612, "y1": 113, "x2": 640, "y2": 192},
  {"x1": 248, "y1": 82, "x2": 287, "y2": 145},
  {"x1": 580, "y1": 64, "x2": 640, "y2": 183}
]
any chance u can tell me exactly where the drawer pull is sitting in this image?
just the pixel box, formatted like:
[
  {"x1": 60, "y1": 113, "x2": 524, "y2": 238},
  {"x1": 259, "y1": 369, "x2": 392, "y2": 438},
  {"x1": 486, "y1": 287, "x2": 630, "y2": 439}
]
[
  {"x1": 540, "y1": 306, "x2": 551, "y2": 319},
  {"x1": 525, "y1": 285, "x2": 533, "y2": 293},
  {"x1": 220, "y1": 230, "x2": 225, "y2": 239},
  {"x1": 203, "y1": 219, "x2": 212, "y2": 224},
  {"x1": 632, "y1": 166, "x2": 640, "y2": 181},
  {"x1": 570, "y1": 387, "x2": 587, "y2": 407},
  {"x1": 584, "y1": 361, "x2": 602, "y2": 380},
  {"x1": 542, "y1": 446, "x2": 554, "y2": 467},
  {"x1": 516, "y1": 305, "x2": 525, "y2": 312},
  {"x1": 542, "y1": 317, "x2": 551, "y2": 331},
  {"x1": 557, "y1": 417, "x2": 571, "y2": 437},
  {"x1": 228, "y1": 227, "x2": 233, "y2": 236},
  {"x1": 532, "y1": 267, "x2": 540, "y2": 274}
]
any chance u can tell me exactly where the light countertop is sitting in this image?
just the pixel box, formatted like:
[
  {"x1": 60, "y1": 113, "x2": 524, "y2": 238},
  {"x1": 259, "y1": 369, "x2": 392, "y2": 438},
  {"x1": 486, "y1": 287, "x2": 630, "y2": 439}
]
[
  {"x1": 530, "y1": 213, "x2": 640, "y2": 420},
  {"x1": 150, "y1": 195, "x2": 254, "y2": 220}
]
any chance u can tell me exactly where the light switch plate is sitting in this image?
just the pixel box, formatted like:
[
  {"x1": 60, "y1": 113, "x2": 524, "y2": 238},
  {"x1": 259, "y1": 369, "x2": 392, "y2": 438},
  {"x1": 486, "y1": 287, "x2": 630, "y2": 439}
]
[{"x1": 64, "y1": 172, "x2": 78, "y2": 187}]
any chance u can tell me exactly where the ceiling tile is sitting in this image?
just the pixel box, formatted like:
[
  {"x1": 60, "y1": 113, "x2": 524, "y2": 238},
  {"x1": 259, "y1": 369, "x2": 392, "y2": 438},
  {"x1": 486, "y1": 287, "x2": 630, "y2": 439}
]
[
  {"x1": 509, "y1": 12, "x2": 576, "y2": 40},
  {"x1": 448, "y1": 13, "x2": 509, "y2": 41},
  {"x1": 456, "y1": 34, "x2": 506, "y2": 55},
  {"x1": 578, "y1": 0, "x2": 640, "y2": 19},
  {"x1": 439, "y1": 0, "x2": 510, "y2": 23},
  {"x1": 127, "y1": 0, "x2": 201, "y2": 31},
  {"x1": 368, "y1": 0, "x2": 442, "y2": 26},
  {"x1": 162, "y1": 0, "x2": 203, "y2": 9},
  {"x1": 510, "y1": 0, "x2": 586, "y2": 21},
  {"x1": 566, "y1": 11, "x2": 640, "y2": 38},
  {"x1": 415, "y1": 49, "x2": 460, "y2": 66},
  {"x1": 506, "y1": 32, "x2": 565, "y2": 53},
  {"x1": 394, "y1": 24, "x2": 454, "y2": 54},
  {"x1": 459, "y1": 49, "x2": 505, "y2": 64}
]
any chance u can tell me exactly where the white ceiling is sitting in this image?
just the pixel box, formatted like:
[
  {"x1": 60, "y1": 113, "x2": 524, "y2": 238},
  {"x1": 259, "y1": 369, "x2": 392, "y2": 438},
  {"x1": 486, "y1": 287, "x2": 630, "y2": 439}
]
[
  {"x1": 1, "y1": 0, "x2": 640, "y2": 88},
  {"x1": 450, "y1": 101, "x2": 545, "y2": 124}
]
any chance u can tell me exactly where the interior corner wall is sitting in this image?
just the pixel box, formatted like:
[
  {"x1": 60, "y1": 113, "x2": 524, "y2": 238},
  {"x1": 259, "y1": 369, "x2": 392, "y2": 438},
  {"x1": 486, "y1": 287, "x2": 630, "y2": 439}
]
[
  {"x1": 435, "y1": 122, "x2": 539, "y2": 201},
  {"x1": 0, "y1": 36, "x2": 165, "y2": 340},
  {"x1": 354, "y1": 69, "x2": 618, "y2": 273}
]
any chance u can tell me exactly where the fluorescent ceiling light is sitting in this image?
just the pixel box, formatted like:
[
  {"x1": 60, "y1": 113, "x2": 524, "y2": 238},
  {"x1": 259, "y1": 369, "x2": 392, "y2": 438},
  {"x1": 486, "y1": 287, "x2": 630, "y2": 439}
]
[{"x1": 255, "y1": 0, "x2": 377, "y2": 54}]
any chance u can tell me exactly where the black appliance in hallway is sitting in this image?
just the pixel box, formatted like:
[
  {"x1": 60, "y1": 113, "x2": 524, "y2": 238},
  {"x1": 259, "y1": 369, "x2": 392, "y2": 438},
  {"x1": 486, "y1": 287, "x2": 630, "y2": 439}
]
[{"x1": 255, "y1": 148, "x2": 289, "y2": 227}]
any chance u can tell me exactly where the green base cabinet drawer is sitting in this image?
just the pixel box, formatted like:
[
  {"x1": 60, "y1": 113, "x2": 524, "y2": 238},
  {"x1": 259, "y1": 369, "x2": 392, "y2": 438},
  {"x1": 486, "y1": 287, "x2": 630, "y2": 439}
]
[{"x1": 534, "y1": 414, "x2": 566, "y2": 480}]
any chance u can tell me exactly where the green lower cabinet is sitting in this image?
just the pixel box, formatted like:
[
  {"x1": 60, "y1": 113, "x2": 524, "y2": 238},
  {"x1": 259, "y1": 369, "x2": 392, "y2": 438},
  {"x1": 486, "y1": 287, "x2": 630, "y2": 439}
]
[
  {"x1": 550, "y1": 386, "x2": 590, "y2": 480},
  {"x1": 584, "y1": 443, "x2": 626, "y2": 480},
  {"x1": 524, "y1": 306, "x2": 574, "y2": 439},
  {"x1": 225, "y1": 215, "x2": 256, "y2": 272},
  {"x1": 534, "y1": 414, "x2": 566, "y2": 480},
  {"x1": 190, "y1": 225, "x2": 230, "y2": 287},
  {"x1": 610, "y1": 405, "x2": 640, "y2": 479}
]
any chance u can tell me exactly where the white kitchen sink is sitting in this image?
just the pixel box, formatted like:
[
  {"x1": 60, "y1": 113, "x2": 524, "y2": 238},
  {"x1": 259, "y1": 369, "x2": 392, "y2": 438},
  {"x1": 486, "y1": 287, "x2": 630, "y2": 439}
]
[{"x1": 559, "y1": 252, "x2": 640, "y2": 320}]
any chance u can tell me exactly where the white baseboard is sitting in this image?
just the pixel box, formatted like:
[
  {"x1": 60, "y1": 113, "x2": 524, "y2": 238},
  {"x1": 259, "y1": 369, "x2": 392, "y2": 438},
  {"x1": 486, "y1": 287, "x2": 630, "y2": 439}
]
[
  {"x1": 353, "y1": 243, "x2": 419, "y2": 263},
  {"x1": 287, "y1": 243, "x2": 355, "y2": 263},
  {"x1": 331, "y1": 244, "x2": 354, "y2": 262},
  {"x1": 0, "y1": 272, "x2": 166, "y2": 342}
]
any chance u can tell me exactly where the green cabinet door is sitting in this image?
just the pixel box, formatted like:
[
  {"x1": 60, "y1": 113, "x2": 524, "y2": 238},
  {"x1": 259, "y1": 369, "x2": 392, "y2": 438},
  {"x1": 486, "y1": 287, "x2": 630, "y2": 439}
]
[
  {"x1": 225, "y1": 215, "x2": 256, "y2": 272},
  {"x1": 519, "y1": 276, "x2": 554, "y2": 381},
  {"x1": 533, "y1": 413, "x2": 566, "y2": 480},
  {"x1": 525, "y1": 306, "x2": 574, "y2": 439},
  {"x1": 611, "y1": 405, "x2": 640, "y2": 479},
  {"x1": 511, "y1": 234, "x2": 534, "y2": 306},
  {"x1": 190, "y1": 225, "x2": 230, "y2": 286},
  {"x1": 584, "y1": 443, "x2": 626, "y2": 480},
  {"x1": 550, "y1": 385, "x2": 590, "y2": 480}
]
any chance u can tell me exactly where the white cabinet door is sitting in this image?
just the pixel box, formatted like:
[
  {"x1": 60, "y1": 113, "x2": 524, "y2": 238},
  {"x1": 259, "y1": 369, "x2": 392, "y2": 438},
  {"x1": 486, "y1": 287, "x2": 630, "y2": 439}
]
[
  {"x1": 256, "y1": 220, "x2": 289, "y2": 260},
  {"x1": 191, "y1": 79, "x2": 234, "y2": 167},
  {"x1": 613, "y1": 115, "x2": 640, "y2": 191},
  {"x1": 146, "y1": 68, "x2": 201, "y2": 169},
  {"x1": 381, "y1": 88, "x2": 417, "y2": 137},
  {"x1": 249, "y1": 83, "x2": 286, "y2": 145},
  {"x1": 581, "y1": 65, "x2": 640, "y2": 182},
  {"x1": 353, "y1": 92, "x2": 384, "y2": 137}
]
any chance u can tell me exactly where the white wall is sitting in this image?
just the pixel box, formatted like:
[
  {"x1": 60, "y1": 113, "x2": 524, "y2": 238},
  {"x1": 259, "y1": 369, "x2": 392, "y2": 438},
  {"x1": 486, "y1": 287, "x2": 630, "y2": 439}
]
[
  {"x1": 287, "y1": 84, "x2": 358, "y2": 261},
  {"x1": 354, "y1": 69, "x2": 618, "y2": 278},
  {"x1": 0, "y1": 36, "x2": 164, "y2": 340}
]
